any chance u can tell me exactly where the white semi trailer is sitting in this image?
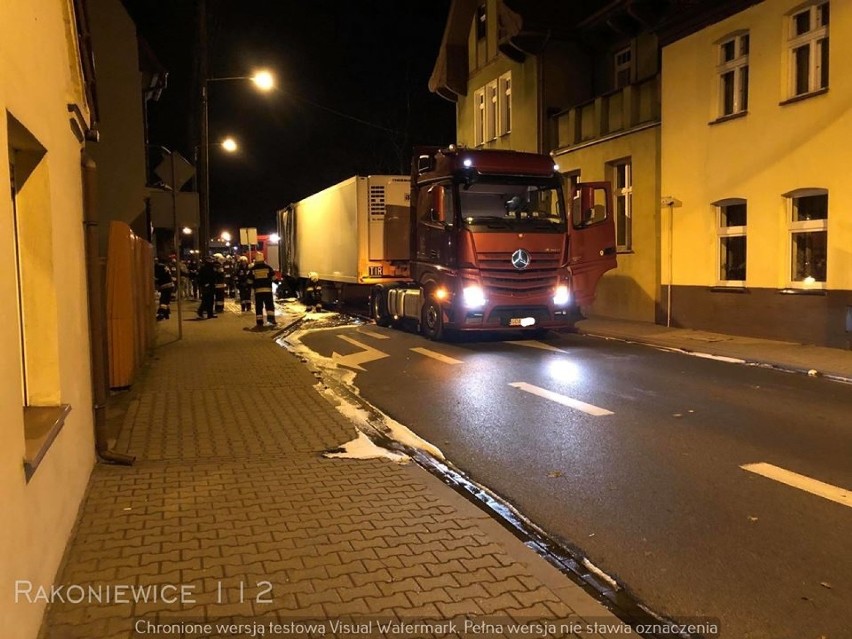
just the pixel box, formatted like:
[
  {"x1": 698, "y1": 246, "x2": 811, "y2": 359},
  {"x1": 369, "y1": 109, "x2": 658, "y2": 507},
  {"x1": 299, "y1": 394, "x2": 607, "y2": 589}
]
[{"x1": 278, "y1": 175, "x2": 411, "y2": 304}]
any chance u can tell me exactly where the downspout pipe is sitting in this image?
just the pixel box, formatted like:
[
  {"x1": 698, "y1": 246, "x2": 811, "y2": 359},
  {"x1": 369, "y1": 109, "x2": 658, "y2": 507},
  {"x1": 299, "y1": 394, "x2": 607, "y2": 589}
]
[{"x1": 82, "y1": 153, "x2": 135, "y2": 465}]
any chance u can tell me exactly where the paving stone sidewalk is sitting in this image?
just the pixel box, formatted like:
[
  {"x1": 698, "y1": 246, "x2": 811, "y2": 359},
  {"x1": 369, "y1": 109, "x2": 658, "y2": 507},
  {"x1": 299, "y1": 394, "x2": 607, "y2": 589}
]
[{"x1": 39, "y1": 302, "x2": 636, "y2": 639}]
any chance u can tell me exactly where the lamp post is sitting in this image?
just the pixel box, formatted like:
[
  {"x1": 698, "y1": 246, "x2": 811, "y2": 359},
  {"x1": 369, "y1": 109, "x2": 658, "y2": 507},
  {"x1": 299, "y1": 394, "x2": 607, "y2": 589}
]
[{"x1": 199, "y1": 69, "x2": 274, "y2": 257}]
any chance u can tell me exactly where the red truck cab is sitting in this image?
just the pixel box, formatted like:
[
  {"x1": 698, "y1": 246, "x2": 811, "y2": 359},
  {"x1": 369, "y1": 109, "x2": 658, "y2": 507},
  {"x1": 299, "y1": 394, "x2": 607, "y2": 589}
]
[{"x1": 390, "y1": 145, "x2": 616, "y2": 338}]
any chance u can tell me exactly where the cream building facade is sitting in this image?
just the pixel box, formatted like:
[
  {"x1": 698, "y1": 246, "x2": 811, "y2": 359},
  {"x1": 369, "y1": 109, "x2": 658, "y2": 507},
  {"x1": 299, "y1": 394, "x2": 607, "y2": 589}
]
[
  {"x1": 662, "y1": 0, "x2": 852, "y2": 347},
  {"x1": 0, "y1": 0, "x2": 97, "y2": 635}
]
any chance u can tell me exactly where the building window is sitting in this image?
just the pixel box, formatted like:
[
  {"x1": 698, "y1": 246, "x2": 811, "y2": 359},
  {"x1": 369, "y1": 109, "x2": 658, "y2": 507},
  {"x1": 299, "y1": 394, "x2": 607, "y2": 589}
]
[
  {"x1": 717, "y1": 33, "x2": 749, "y2": 116},
  {"x1": 474, "y1": 87, "x2": 485, "y2": 146},
  {"x1": 498, "y1": 72, "x2": 512, "y2": 136},
  {"x1": 787, "y1": 189, "x2": 828, "y2": 286},
  {"x1": 474, "y1": 4, "x2": 487, "y2": 68},
  {"x1": 715, "y1": 199, "x2": 747, "y2": 283},
  {"x1": 613, "y1": 161, "x2": 632, "y2": 250},
  {"x1": 476, "y1": 4, "x2": 486, "y2": 40},
  {"x1": 788, "y1": 2, "x2": 829, "y2": 97},
  {"x1": 485, "y1": 79, "x2": 498, "y2": 142},
  {"x1": 614, "y1": 46, "x2": 632, "y2": 89}
]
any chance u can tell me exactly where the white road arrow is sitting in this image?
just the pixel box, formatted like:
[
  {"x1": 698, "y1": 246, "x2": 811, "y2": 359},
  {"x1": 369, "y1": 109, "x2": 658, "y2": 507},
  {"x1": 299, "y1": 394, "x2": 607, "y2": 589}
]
[{"x1": 331, "y1": 335, "x2": 390, "y2": 371}]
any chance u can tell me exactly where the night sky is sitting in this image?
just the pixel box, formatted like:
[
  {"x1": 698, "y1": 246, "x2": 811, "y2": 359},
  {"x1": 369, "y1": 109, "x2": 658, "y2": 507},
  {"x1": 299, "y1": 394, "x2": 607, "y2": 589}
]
[{"x1": 122, "y1": 0, "x2": 456, "y2": 236}]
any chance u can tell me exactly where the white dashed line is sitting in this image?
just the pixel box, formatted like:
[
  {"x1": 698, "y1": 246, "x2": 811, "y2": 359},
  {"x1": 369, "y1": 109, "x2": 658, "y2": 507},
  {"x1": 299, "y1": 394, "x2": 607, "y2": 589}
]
[
  {"x1": 357, "y1": 329, "x2": 391, "y2": 340},
  {"x1": 741, "y1": 463, "x2": 850, "y2": 508},
  {"x1": 410, "y1": 347, "x2": 464, "y2": 365},
  {"x1": 509, "y1": 382, "x2": 614, "y2": 416},
  {"x1": 505, "y1": 340, "x2": 567, "y2": 353}
]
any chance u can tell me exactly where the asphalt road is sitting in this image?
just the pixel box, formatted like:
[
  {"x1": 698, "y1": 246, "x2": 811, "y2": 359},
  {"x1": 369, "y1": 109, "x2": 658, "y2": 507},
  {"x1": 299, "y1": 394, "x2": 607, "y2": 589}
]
[{"x1": 295, "y1": 322, "x2": 852, "y2": 639}]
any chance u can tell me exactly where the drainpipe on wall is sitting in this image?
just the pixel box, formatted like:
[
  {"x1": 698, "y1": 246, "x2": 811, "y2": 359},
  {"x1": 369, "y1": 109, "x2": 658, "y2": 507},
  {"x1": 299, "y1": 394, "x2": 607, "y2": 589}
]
[{"x1": 82, "y1": 153, "x2": 135, "y2": 465}]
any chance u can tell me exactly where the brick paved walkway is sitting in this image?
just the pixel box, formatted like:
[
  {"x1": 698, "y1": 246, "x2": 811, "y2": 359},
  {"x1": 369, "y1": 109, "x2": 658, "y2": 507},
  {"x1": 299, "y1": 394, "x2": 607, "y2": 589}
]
[{"x1": 39, "y1": 301, "x2": 635, "y2": 639}]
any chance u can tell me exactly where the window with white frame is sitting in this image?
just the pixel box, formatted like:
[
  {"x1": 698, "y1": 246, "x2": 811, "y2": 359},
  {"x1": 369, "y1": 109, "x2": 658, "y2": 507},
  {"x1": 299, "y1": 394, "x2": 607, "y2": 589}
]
[
  {"x1": 715, "y1": 198, "x2": 747, "y2": 283},
  {"x1": 474, "y1": 87, "x2": 485, "y2": 146},
  {"x1": 717, "y1": 33, "x2": 749, "y2": 117},
  {"x1": 498, "y1": 72, "x2": 512, "y2": 136},
  {"x1": 787, "y1": 189, "x2": 828, "y2": 285},
  {"x1": 614, "y1": 47, "x2": 632, "y2": 89},
  {"x1": 788, "y1": 2, "x2": 829, "y2": 98},
  {"x1": 486, "y1": 79, "x2": 498, "y2": 142},
  {"x1": 613, "y1": 160, "x2": 632, "y2": 250}
]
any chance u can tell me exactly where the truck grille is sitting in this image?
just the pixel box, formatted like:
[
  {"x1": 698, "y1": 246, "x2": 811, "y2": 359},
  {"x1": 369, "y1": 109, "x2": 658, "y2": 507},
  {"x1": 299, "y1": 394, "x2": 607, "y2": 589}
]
[{"x1": 477, "y1": 251, "x2": 560, "y2": 297}]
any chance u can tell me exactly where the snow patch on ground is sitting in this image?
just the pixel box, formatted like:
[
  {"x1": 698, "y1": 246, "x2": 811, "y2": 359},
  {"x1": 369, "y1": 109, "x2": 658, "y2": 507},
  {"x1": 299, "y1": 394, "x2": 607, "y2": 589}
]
[
  {"x1": 280, "y1": 318, "x2": 445, "y2": 461},
  {"x1": 582, "y1": 557, "x2": 620, "y2": 591},
  {"x1": 324, "y1": 430, "x2": 409, "y2": 463}
]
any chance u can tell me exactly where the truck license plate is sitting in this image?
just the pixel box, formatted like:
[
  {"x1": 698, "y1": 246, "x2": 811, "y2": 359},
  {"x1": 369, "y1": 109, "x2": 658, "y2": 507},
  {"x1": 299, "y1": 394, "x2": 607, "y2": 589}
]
[{"x1": 509, "y1": 317, "x2": 536, "y2": 327}]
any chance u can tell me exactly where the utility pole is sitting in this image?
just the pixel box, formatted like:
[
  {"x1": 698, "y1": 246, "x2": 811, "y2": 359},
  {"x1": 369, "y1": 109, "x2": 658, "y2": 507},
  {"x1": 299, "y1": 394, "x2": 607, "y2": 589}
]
[{"x1": 197, "y1": 0, "x2": 210, "y2": 256}]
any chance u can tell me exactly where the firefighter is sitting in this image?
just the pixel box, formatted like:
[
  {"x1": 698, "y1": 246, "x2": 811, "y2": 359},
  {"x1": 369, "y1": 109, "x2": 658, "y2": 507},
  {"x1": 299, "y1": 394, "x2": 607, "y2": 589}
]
[
  {"x1": 304, "y1": 272, "x2": 322, "y2": 313},
  {"x1": 235, "y1": 255, "x2": 252, "y2": 312},
  {"x1": 155, "y1": 259, "x2": 174, "y2": 320},
  {"x1": 223, "y1": 255, "x2": 235, "y2": 298},
  {"x1": 213, "y1": 253, "x2": 226, "y2": 314},
  {"x1": 196, "y1": 256, "x2": 217, "y2": 319},
  {"x1": 187, "y1": 257, "x2": 199, "y2": 299},
  {"x1": 248, "y1": 253, "x2": 276, "y2": 327}
]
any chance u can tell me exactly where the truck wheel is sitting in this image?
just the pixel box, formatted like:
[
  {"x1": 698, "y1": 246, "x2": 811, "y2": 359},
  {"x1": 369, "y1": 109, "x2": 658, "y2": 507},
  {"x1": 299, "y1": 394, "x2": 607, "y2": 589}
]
[
  {"x1": 421, "y1": 299, "x2": 444, "y2": 340},
  {"x1": 371, "y1": 288, "x2": 391, "y2": 327}
]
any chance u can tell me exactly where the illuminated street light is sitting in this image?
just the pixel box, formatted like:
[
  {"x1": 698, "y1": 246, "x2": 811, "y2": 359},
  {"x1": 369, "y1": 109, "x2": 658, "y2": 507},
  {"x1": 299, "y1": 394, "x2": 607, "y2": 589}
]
[
  {"x1": 182, "y1": 227, "x2": 192, "y2": 235},
  {"x1": 251, "y1": 70, "x2": 275, "y2": 92},
  {"x1": 200, "y1": 67, "x2": 276, "y2": 255},
  {"x1": 220, "y1": 231, "x2": 232, "y2": 242},
  {"x1": 221, "y1": 137, "x2": 238, "y2": 152}
]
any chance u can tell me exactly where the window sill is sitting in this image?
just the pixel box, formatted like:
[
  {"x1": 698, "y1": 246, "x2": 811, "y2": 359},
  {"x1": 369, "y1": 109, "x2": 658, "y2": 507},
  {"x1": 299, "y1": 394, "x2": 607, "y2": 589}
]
[
  {"x1": 710, "y1": 285, "x2": 749, "y2": 293},
  {"x1": 779, "y1": 287, "x2": 827, "y2": 296},
  {"x1": 23, "y1": 404, "x2": 71, "y2": 482},
  {"x1": 779, "y1": 88, "x2": 829, "y2": 107},
  {"x1": 709, "y1": 111, "x2": 748, "y2": 126},
  {"x1": 616, "y1": 248, "x2": 634, "y2": 255}
]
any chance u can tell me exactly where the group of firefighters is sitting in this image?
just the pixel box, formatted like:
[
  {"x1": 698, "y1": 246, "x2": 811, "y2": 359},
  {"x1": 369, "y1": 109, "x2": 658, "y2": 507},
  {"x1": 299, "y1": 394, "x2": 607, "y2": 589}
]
[{"x1": 155, "y1": 252, "x2": 295, "y2": 328}]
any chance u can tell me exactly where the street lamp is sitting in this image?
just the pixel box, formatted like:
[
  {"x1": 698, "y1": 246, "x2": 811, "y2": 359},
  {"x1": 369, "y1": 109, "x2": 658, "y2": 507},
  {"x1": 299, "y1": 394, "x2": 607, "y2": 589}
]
[
  {"x1": 221, "y1": 137, "x2": 238, "y2": 153},
  {"x1": 199, "y1": 69, "x2": 275, "y2": 256}
]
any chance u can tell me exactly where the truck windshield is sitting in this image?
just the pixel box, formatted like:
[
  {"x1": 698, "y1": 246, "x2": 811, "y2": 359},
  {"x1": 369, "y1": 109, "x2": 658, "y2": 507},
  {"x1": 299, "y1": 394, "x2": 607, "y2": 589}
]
[{"x1": 456, "y1": 180, "x2": 565, "y2": 232}]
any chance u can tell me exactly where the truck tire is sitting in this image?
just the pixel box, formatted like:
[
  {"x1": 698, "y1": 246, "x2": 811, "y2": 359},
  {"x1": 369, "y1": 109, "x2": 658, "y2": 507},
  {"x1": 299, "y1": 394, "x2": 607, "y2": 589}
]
[
  {"x1": 371, "y1": 288, "x2": 391, "y2": 327},
  {"x1": 420, "y1": 298, "x2": 444, "y2": 340}
]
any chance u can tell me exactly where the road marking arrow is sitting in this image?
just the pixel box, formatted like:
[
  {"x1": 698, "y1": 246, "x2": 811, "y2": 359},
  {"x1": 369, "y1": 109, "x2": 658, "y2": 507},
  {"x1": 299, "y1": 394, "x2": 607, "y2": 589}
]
[
  {"x1": 509, "y1": 382, "x2": 614, "y2": 416},
  {"x1": 741, "y1": 463, "x2": 850, "y2": 508},
  {"x1": 331, "y1": 336, "x2": 390, "y2": 371},
  {"x1": 410, "y1": 347, "x2": 464, "y2": 365}
]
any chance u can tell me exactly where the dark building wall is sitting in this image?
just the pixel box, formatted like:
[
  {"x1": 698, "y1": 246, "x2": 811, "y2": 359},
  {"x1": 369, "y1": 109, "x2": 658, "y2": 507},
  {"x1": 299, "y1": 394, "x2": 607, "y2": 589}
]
[
  {"x1": 668, "y1": 286, "x2": 852, "y2": 350},
  {"x1": 86, "y1": 0, "x2": 149, "y2": 254}
]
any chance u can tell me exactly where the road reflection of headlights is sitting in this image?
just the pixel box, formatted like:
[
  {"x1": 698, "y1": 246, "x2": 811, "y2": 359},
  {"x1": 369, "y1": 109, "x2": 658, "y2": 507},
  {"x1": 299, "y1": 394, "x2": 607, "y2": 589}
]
[
  {"x1": 553, "y1": 285, "x2": 570, "y2": 306},
  {"x1": 463, "y1": 285, "x2": 486, "y2": 309},
  {"x1": 548, "y1": 359, "x2": 581, "y2": 383}
]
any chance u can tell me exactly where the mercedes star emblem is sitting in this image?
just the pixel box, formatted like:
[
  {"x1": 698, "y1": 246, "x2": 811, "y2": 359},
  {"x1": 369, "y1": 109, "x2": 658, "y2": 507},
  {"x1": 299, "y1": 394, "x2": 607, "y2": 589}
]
[{"x1": 511, "y1": 249, "x2": 531, "y2": 270}]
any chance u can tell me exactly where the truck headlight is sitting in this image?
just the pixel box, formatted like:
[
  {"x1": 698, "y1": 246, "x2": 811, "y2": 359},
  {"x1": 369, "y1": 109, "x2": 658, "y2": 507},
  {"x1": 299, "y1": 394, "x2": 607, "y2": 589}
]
[
  {"x1": 553, "y1": 285, "x2": 570, "y2": 306},
  {"x1": 463, "y1": 285, "x2": 486, "y2": 309}
]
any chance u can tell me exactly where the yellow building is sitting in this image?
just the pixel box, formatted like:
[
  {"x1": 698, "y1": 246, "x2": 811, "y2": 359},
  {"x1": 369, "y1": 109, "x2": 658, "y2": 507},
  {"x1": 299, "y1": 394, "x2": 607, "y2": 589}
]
[
  {"x1": 429, "y1": 0, "x2": 590, "y2": 154},
  {"x1": 0, "y1": 0, "x2": 97, "y2": 635},
  {"x1": 431, "y1": 1, "x2": 665, "y2": 321},
  {"x1": 662, "y1": 0, "x2": 852, "y2": 347},
  {"x1": 551, "y1": 27, "x2": 662, "y2": 322}
]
